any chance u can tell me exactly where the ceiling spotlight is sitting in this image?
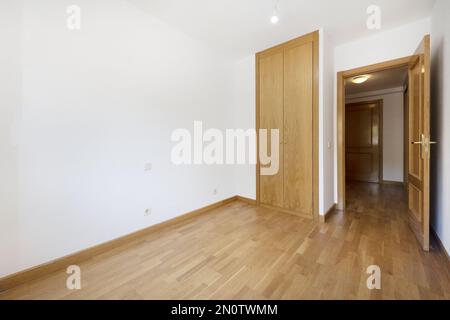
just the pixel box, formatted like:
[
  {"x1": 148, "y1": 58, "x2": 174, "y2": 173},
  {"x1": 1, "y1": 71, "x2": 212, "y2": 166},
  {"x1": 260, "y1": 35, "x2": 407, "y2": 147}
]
[
  {"x1": 271, "y1": 0, "x2": 280, "y2": 24},
  {"x1": 351, "y1": 75, "x2": 370, "y2": 84}
]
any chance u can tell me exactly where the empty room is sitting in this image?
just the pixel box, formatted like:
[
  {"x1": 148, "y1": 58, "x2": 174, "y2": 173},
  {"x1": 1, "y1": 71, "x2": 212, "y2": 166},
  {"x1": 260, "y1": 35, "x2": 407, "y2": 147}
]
[{"x1": 1, "y1": 0, "x2": 450, "y2": 309}]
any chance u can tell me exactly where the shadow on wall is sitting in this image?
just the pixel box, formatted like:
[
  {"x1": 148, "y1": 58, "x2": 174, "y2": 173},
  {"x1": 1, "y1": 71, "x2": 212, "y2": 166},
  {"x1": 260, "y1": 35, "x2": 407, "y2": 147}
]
[{"x1": 430, "y1": 34, "x2": 443, "y2": 231}]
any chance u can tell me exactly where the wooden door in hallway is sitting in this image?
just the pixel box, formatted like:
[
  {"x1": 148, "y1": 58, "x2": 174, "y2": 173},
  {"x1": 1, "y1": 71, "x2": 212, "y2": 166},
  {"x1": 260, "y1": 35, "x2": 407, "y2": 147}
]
[
  {"x1": 345, "y1": 100, "x2": 382, "y2": 183},
  {"x1": 407, "y1": 35, "x2": 434, "y2": 251}
]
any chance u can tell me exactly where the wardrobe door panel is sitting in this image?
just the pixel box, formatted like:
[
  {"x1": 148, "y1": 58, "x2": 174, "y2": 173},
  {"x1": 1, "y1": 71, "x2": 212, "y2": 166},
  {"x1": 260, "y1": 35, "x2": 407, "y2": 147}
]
[
  {"x1": 259, "y1": 51, "x2": 284, "y2": 208},
  {"x1": 283, "y1": 42, "x2": 313, "y2": 216}
]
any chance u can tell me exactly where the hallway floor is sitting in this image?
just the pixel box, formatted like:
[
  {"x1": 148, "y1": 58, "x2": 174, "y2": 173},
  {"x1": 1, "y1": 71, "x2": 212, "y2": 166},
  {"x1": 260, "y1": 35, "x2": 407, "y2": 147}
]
[{"x1": 2, "y1": 182, "x2": 450, "y2": 300}]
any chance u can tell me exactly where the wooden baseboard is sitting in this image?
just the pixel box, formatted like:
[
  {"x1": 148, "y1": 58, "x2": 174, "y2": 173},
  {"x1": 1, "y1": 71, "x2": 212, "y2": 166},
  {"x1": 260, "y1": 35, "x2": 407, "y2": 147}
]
[
  {"x1": 260, "y1": 204, "x2": 313, "y2": 220},
  {"x1": 235, "y1": 196, "x2": 257, "y2": 206},
  {"x1": 381, "y1": 180, "x2": 404, "y2": 186},
  {"x1": 0, "y1": 196, "x2": 240, "y2": 292},
  {"x1": 431, "y1": 228, "x2": 450, "y2": 267},
  {"x1": 320, "y1": 204, "x2": 336, "y2": 223}
]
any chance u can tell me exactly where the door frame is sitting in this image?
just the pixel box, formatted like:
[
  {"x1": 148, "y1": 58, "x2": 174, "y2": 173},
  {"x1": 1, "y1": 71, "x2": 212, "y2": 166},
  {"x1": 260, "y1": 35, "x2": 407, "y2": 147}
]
[
  {"x1": 403, "y1": 84, "x2": 409, "y2": 189},
  {"x1": 255, "y1": 30, "x2": 319, "y2": 221},
  {"x1": 337, "y1": 56, "x2": 414, "y2": 210},
  {"x1": 345, "y1": 99, "x2": 384, "y2": 184}
]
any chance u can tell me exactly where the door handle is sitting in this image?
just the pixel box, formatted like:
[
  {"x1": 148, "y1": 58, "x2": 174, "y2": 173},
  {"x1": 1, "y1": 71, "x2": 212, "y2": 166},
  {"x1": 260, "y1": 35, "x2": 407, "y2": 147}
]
[
  {"x1": 411, "y1": 134, "x2": 437, "y2": 158},
  {"x1": 411, "y1": 140, "x2": 438, "y2": 145}
]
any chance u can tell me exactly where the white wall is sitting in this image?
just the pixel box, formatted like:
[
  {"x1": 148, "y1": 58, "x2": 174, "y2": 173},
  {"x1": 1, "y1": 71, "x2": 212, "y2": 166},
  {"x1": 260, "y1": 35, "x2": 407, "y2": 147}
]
[
  {"x1": 333, "y1": 18, "x2": 431, "y2": 201},
  {"x1": 334, "y1": 18, "x2": 431, "y2": 73},
  {"x1": 320, "y1": 29, "x2": 336, "y2": 214},
  {"x1": 232, "y1": 55, "x2": 256, "y2": 200},
  {"x1": 430, "y1": 0, "x2": 450, "y2": 253},
  {"x1": 0, "y1": 0, "x2": 22, "y2": 278},
  {"x1": 347, "y1": 88, "x2": 404, "y2": 182},
  {"x1": 0, "y1": 0, "x2": 236, "y2": 278}
]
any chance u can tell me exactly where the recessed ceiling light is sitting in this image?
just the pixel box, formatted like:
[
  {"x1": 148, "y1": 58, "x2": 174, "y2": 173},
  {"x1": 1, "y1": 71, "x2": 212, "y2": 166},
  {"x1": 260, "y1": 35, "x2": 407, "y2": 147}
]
[{"x1": 351, "y1": 75, "x2": 370, "y2": 84}]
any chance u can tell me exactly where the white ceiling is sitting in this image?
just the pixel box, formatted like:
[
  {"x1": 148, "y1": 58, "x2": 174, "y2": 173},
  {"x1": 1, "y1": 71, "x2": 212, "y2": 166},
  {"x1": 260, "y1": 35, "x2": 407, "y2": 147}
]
[
  {"x1": 126, "y1": 0, "x2": 435, "y2": 58},
  {"x1": 345, "y1": 67, "x2": 408, "y2": 95}
]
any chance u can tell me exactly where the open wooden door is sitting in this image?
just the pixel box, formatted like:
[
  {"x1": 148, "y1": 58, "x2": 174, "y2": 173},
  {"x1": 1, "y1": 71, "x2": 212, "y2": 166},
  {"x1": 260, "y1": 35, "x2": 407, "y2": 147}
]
[{"x1": 407, "y1": 35, "x2": 435, "y2": 251}]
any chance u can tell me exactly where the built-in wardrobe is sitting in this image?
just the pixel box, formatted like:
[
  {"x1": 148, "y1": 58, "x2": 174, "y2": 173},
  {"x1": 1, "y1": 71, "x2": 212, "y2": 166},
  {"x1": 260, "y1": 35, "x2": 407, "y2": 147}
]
[{"x1": 256, "y1": 31, "x2": 318, "y2": 219}]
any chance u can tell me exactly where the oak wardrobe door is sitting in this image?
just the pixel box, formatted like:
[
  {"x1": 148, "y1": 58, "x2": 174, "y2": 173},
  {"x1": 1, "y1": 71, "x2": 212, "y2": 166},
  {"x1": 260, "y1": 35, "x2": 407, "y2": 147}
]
[
  {"x1": 257, "y1": 31, "x2": 318, "y2": 219},
  {"x1": 259, "y1": 51, "x2": 284, "y2": 208},
  {"x1": 283, "y1": 42, "x2": 313, "y2": 216}
]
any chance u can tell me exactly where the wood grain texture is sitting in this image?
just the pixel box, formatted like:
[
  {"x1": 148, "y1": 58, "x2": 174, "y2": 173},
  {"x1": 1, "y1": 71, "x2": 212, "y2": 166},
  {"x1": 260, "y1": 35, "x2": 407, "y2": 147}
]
[
  {"x1": 283, "y1": 41, "x2": 313, "y2": 216},
  {"x1": 236, "y1": 196, "x2": 257, "y2": 206},
  {"x1": 337, "y1": 72, "x2": 346, "y2": 210},
  {"x1": 0, "y1": 196, "x2": 238, "y2": 292},
  {"x1": 382, "y1": 180, "x2": 405, "y2": 186},
  {"x1": 256, "y1": 30, "x2": 319, "y2": 219},
  {"x1": 2, "y1": 183, "x2": 450, "y2": 300},
  {"x1": 341, "y1": 56, "x2": 413, "y2": 78},
  {"x1": 407, "y1": 35, "x2": 431, "y2": 251},
  {"x1": 258, "y1": 50, "x2": 284, "y2": 208},
  {"x1": 312, "y1": 31, "x2": 320, "y2": 221},
  {"x1": 403, "y1": 86, "x2": 409, "y2": 187},
  {"x1": 319, "y1": 204, "x2": 336, "y2": 224},
  {"x1": 345, "y1": 100, "x2": 382, "y2": 183},
  {"x1": 256, "y1": 54, "x2": 261, "y2": 207}
]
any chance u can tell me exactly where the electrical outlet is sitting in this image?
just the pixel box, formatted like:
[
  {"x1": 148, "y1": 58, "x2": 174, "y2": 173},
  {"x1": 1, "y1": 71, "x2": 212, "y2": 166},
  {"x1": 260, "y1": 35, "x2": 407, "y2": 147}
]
[
  {"x1": 144, "y1": 208, "x2": 152, "y2": 216},
  {"x1": 213, "y1": 188, "x2": 218, "y2": 195},
  {"x1": 145, "y1": 163, "x2": 152, "y2": 171}
]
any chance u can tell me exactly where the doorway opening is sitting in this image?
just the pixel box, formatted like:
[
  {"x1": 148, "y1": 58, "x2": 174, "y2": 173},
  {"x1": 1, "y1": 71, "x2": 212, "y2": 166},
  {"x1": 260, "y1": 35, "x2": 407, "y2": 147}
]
[
  {"x1": 343, "y1": 67, "x2": 409, "y2": 244},
  {"x1": 336, "y1": 34, "x2": 433, "y2": 251},
  {"x1": 344, "y1": 66, "x2": 409, "y2": 186},
  {"x1": 337, "y1": 57, "x2": 412, "y2": 209}
]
